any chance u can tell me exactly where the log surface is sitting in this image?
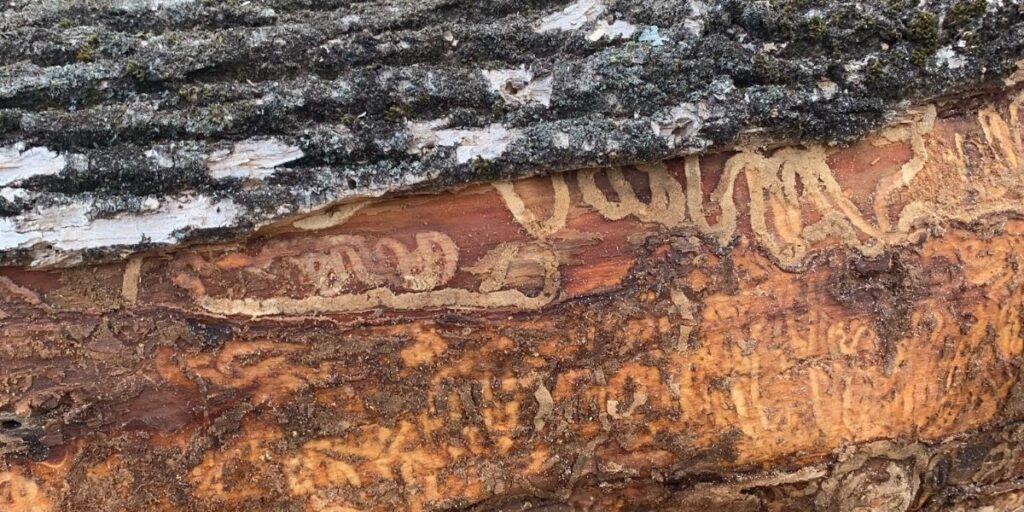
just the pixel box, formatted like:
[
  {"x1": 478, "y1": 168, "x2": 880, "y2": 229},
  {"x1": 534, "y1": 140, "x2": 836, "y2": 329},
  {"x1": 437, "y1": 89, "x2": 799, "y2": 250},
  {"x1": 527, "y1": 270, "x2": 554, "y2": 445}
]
[{"x1": 0, "y1": 89, "x2": 1023, "y2": 510}]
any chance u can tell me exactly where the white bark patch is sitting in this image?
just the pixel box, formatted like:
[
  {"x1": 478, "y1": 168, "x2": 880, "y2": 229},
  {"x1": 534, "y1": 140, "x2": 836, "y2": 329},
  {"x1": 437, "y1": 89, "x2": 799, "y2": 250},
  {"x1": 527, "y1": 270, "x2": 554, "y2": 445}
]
[
  {"x1": 482, "y1": 68, "x2": 553, "y2": 107},
  {"x1": 112, "y1": 0, "x2": 196, "y2": 10},
  {"x1": 535, "y1": 0, "x2": 605, "y2": 32},
  {"x1": 0, "y1": 195, "x2": 240, "y2": 264},
  {"x1": 408, "y1": 121, "x2": 520, "y2": 164},
  {"x1": 0, "y1": 188, "x2": 31, "y2": 203},
  {"x1": 935, "y1": 46, "x2": 966, "y2": 69},
  {"x1": 144, "y1": 147, "x2": 176, "y2": 169},
  {"x1": 553, "y1": 132, "x2": 571, "y2": 149},
  {"x1": 654, "y1": 103, "x2": 703, "y2": 143},
  {"x1": 0, "y1": 144, "x2": 65, "y2": 186},
  {"x1": 815, "y1": 79, "x2": 838, "y2": 100},
  {"x1": 588, "y1": 19, "x2": 637, "y2": 41},
  {"x1": 682, "y1": 0, "x2": 708, "y2": 37},
  {"x1": 206, "y1": 138, "x2": 304, "y2": 180},
  {"x1": 638, "y1": 26, "x2": 668, "y2": 46}
]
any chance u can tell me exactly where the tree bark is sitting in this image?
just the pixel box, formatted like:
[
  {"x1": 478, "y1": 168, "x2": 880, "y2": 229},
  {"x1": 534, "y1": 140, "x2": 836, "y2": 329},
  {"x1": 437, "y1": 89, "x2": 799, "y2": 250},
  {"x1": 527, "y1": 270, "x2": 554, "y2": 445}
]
[{"x1": 1, "y1": 90, "x2": 1024, "y2": 511}]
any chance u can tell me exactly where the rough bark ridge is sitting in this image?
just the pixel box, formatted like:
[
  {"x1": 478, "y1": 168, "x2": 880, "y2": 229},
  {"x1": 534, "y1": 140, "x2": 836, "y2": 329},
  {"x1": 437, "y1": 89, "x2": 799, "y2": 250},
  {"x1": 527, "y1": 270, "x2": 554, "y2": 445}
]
[
  {"x1": 0, "y1": 88, "x2": 1023, "y2": 510},
  {"x1": 0, "y1": 0, "x2": 1023, "y2": 265}
]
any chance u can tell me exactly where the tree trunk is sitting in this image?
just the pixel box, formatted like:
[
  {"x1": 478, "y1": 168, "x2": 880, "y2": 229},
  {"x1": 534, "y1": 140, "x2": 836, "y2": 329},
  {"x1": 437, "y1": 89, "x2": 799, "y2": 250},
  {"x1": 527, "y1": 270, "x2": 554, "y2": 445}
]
[{"x1": 1, "y1": 90, "x2": 1024, "y2": 511}]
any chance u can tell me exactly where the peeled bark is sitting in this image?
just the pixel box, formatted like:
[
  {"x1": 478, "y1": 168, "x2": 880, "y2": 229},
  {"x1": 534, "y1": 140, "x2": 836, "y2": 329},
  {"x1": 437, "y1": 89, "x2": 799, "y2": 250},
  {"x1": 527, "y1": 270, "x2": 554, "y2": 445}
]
[{"x1": 0, "y1": 89, "x2": 1023, "y2": 511}]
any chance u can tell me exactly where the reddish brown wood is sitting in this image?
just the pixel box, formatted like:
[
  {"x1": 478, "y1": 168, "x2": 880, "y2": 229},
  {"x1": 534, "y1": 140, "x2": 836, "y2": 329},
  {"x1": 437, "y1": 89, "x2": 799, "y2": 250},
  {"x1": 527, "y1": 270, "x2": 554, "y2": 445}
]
[{"x1": 1, "y1": 91, "x2": 1023, "y2": 511}]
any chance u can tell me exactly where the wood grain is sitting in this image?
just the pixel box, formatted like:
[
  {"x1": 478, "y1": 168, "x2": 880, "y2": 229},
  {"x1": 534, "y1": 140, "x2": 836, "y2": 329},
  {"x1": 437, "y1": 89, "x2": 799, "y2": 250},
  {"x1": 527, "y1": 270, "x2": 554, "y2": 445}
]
[{"x1": 0, "y1": 91, "x2": 1023, "y2": 511}]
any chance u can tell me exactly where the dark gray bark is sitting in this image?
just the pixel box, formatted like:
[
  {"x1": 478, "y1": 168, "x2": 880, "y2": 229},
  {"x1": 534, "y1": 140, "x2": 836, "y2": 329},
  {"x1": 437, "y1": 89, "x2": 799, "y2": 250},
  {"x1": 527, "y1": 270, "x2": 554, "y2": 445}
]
[{"x1": 0, "y1": 0, "x2": 1022, "y2": 265}]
